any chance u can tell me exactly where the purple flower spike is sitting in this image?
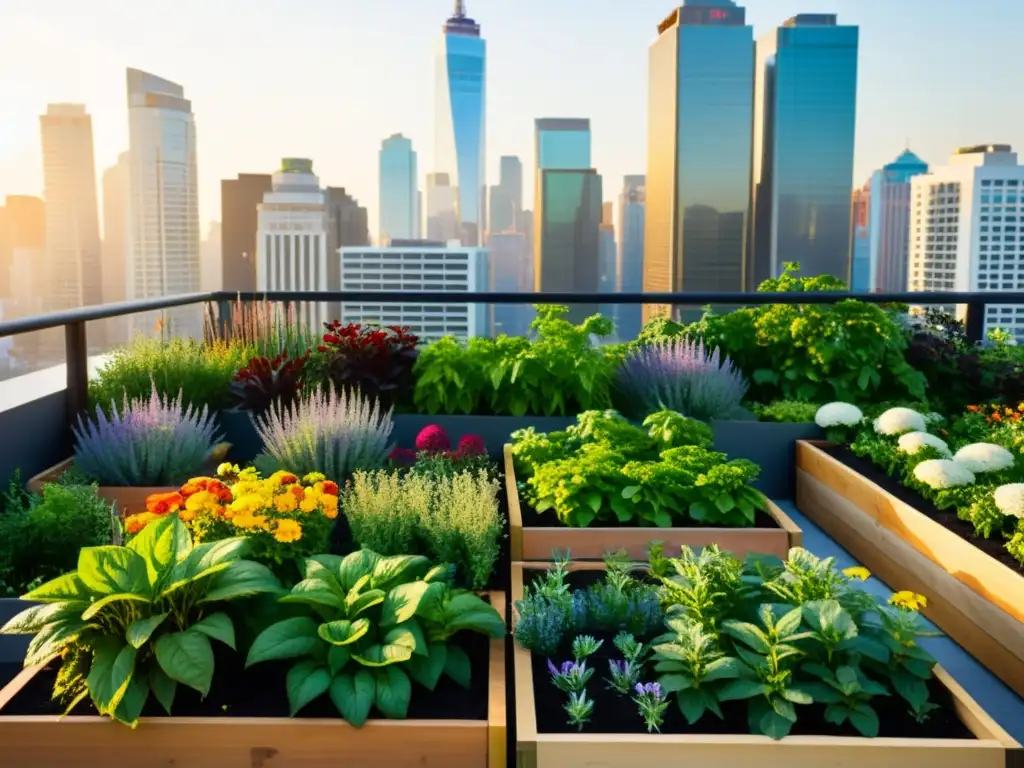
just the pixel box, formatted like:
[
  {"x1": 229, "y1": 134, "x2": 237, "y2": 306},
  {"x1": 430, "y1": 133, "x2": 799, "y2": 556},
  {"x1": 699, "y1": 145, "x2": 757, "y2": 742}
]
[{"x1": 547, "y1": 658, "x2": 559, "y2": 677}]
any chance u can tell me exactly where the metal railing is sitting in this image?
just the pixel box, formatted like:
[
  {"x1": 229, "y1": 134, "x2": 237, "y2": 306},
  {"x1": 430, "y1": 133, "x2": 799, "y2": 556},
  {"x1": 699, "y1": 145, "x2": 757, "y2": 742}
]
[{"x1": 0, "y1": 289, "x2": 1020, "y2": 431}]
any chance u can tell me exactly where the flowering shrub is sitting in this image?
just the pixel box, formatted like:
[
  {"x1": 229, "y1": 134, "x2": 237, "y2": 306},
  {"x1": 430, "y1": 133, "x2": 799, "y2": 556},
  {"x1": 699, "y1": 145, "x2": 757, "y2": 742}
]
[
  {"x1": 874, "y1": 406, "x2": 927, "y2": 436},
  {"x1": 389, "y1": 425, "x2": 492, "y2": 480},
  {"x1": 125, "y1": 465, "x2": 339, "y2": 568},
  {"x1": 995, "y1": 484, "x2": 1024, "y2": 519},
  {"x1": 305, "y1": 321, "x2": 418, "y2": 408},
  {"x1": 912, "y1": 459, "x2": 976, "y2": 490},
  {"x1": 952, "y1": 442, "x2": 1015, "y2": 474},
  {"x1": 897, "y1": 431, "x2": 952, "y2": 458}
]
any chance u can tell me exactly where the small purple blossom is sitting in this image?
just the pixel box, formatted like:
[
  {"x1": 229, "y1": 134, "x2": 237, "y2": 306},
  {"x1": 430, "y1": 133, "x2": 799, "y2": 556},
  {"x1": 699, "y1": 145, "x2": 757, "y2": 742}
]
[
  {"x1": 548, "y1": 658, "x2": 593, "y2": 694},
  {"x1": 633, "y1": 680, "x2": 669, "y2": 733},
  {"x1": 635, "y1": 681, "x2": 664, "y2": 699},
  {"x1": 607, "y1": 658, "x2": 641, "y2": 695}
]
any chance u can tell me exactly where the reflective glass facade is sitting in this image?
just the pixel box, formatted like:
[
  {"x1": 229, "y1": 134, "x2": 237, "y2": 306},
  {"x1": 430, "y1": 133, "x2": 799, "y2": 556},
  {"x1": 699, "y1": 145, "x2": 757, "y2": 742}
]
[
  {"x1": 536, "y1": 119, "x2": 592, "y2": 171},
  {"x1": 434, "y1": 10, "x2": 486, "y2": 246},
  {"x1": 749, "y1": 16, "x2": 859, "y2": 286},
  {"x1": 643, "y1": 5, "x2": 753, "y2": 321},
  {"x1": 378, "y1": 134, "x2": 417, "y2": 245}
]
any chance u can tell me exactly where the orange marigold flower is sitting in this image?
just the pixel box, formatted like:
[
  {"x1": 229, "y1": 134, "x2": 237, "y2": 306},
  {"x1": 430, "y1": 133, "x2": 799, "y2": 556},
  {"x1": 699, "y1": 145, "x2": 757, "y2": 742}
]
[
  {"x1": 146, "y1": 491, "x2": 184, "y2": 516},
  {"x1": 1018, "y1": 403, "x2": 1024, "y2": 412},
  {"x1": 273, "y1": 519, "x2": 302, "y2": 543},
  {"x1": 178, "y1": 508, "x2": 196, "y2": 522},
  {"x1": 967, "y1": 405, "x2": 980, "y2": 413},
  {"x1": 321, "y1": 495, "x2": 339, "y2": 519},
  {"x1": 124, "y1": 512, "x2": 155, "y2": 534},
  {"x1": 299, "y1": 497, "x2": 318, "y2": 513},
  {"x1": 289, "y1": 484, "x2": 305, "y2": 501},
  {"x1": 275, "y1": 493, "x2": 298, "y2": 513},
  {"x1": 322, "y1": 480, "x2": 339, "y2": 497},
  {"x1": 278, "y1": 473, "x2": 298, "y2": 485}
]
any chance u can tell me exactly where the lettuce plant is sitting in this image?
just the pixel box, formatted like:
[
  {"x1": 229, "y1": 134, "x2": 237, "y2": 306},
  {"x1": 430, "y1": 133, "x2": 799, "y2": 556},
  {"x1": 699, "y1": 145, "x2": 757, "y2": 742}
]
[
  {"x1": 73, "y1": 381, "x2": 223, "y2": 486},
  {"x1": 246, "y1": 549, "x2": 505, "y2": 725},
  {"x1": 0, "y1": 514, "x2": 283, "y2": 726},
  {"x1": 254, "y1": 386, "x2": 393, "y2": 482}
]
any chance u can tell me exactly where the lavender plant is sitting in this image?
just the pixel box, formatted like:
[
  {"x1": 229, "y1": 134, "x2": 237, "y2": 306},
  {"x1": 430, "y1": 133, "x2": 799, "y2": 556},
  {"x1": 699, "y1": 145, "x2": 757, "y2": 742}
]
[
  {"x1": 607, "y1": 658, "x2": 642, "y2": 695},
  {"x1": 253, "y1": 386, "x2": 393, "y2": 481},
  {"x1": 73, "y1": 381, "x2": 221, "y2": 486},
  {"x1": 564, "y1": 691, "x2": 595, "y2": 731},
  {"x1": 615, "y1": 338, "x2": 749, "y2": 421},
  {"x1": 633, "y1": 682, "x2": 669, "y2": 733}
]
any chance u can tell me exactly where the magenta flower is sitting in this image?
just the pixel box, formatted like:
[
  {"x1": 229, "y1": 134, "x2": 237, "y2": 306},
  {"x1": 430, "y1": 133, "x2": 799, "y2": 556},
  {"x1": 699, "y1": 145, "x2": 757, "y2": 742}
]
[
  {"x1": 415, "y1": 424, "x2": 451, "y2": 453},
  {"x1": 457, "y1": 433, "x2": 487, "y2": 456}
]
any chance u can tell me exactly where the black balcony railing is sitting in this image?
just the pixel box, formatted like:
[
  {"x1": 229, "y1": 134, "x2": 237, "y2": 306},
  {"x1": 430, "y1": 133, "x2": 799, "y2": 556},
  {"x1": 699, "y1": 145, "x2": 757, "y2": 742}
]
[{"x1": 0, "y1": 289, "x2": 1020, "y2": 432}]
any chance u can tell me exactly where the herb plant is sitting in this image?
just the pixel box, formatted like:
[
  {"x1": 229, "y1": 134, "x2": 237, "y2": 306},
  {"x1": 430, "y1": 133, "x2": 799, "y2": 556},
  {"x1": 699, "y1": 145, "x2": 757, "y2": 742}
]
[
  {"x1": 751, "y1": 400, "x2": 821, "y2": 424},
  {"x1": 0, "y1": 513, "x2": 283, "y2": 726},
  {"x1": 245, "y1": 549, "x2": 504, "y2": 725}
]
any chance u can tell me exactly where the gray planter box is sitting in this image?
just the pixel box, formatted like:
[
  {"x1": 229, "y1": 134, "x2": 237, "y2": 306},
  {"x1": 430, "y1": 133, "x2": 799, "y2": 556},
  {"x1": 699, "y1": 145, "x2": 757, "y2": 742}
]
[
  {"x1": 711, "y1": 420, "x2": 823, "y2": 499},
  {"x1": 391, "y1": 414, "x2": 576, "y2": 458},
  {"x1": 0, "y1": 598, "x2": 34, "y2": 665},
  {"x1": 217, "y1": 409, "x2": 262, "y2": 466}
]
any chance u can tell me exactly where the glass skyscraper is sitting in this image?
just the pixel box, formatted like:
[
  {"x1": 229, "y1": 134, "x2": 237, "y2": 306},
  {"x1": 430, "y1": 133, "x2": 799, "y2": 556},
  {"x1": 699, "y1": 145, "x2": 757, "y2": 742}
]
[
  {"x1": 618, "y1": 175, "x2": 646, "y2": 341},
  {"x1": 643, "y1": 1, "x2": 754, "y2": 323},
  {"x1": 378, "y1": 134, "x2": 418, "y2": 245},
  {"x1": 749, "y1": 14, "x2": 859, "y2": 287},
  {"x1": 434, "y1": 1, "x2": 486, "y2": 246}
]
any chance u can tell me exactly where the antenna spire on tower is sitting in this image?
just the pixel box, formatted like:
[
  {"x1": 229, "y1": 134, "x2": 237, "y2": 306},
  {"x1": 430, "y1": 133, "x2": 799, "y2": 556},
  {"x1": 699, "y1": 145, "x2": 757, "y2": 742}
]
[{"x1": 454, "y1": 0, "x2": 466, "y2": 18}]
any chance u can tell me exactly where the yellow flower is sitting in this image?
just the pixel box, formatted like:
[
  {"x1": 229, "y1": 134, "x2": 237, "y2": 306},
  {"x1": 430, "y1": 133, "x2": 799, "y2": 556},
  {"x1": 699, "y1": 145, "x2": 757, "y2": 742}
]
[
  {"x1": 274, "y1": 518, "x2": 303, "y2": 543},
  {"x1": 303, "y1": 472, "x2": 326, "y2": 484},
  {"x1": 320, "y1": 494, "x2": 339, "y2": 519},
  {"x1": 889, "y1": 591, "x2": 928, "y2": 611},
  {"x1": 299, "y1": 496, "x2": 318, "y2": 513},
  {"x1": 842, "y1": 566, "x2": 871, "y2": 582},
  {"x1": 274, "y1": 493, "x2": 298, "y2": 513},
  {"x1": 185, "y1": 490, "x2": 217, "y2": 512},
  {"x1": 230, "y1": 494, "x2": 263, "y2": 515},
  {"x1": 178, "y1": 508, "x2": 196, "y2": 522},
  {"x1": 233, "y1": 513, "x2": 269, "y2": 531},
  {"x1": 216, "y1": 462, "x2": 238, "y2": 477}
]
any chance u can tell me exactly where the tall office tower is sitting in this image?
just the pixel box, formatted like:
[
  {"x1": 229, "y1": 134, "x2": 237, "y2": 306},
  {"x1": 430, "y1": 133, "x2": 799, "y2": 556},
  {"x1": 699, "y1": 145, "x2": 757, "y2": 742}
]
[
  {"x1": 339, "y1": 239, "x2": 489, "y2": 341},
  {"x1": 644, "y1": 2, "x2": 754, "y2": 324},
  {"x1": 325, "y1": 186, "x2": 370, "y2": 323},
  {"x1": 379, "y1": 134, "x2": 418, "y2": 245},
  {"x1": 488, "y1": 155, "x2": 523, "y2": 235},
  {"x1": 126, "y1": 68, "x2": 200, "y2": 338},
  {"x1": 850, "y1": 184, "x2": 871, "y2": 292},
  {"x1": 39, "y1": 104, "x2": 103, "y2": 319},
  {"x1": 749, "y1": 13, "x2": 859, "y2": 287},
  {"x1": 1, "y1": 195, "x2": 45, "y2": 312},
  {"x1": 426, "y1": 172, "x2": 460, "y2": 242},
  {"x1": 221, "y1": 173, "x2": 272, "y2": 292},
  {"x1": 200, "y1": 221, "x2": 222, "y2": 292},
  {"x1": 435, "y1": 0, "x2": 487, "y2": 246},
  {"x1": 599, "y1": 201, "x2": 618, "y2": 333},
  {"x1": 855, "y1": 150, "x2": 930, "y2": 293},
  {"x1": 256, "y1": 159, "x2": 330, "y2": 331},
  {"x1": 102, "y1": 152, "x2": 129, "y2": 310},
  {"x1": 618, "y1": 175, "x2": 646, "y2": 340},
  {"x1": 534, "y1": 118, "x2": 601, "y2": 322},
  {"x1": 488, "y1": 231, "x2": 531, "y2": 337},
  {"x1": 909, "y1": 145, "x2": 1024, "y2": 341}
]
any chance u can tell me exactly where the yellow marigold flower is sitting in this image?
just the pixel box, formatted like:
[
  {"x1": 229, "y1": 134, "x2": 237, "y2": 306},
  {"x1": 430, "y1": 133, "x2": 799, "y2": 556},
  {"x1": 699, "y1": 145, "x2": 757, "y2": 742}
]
[
  {"x1": 233, "y1": 512, "x2": 268, "y2": 531},
  {"x1": 889, "y1": 591, "x2": 928, "y2": 611},
  {"x1": 303, "y1": 472, "x2": 326, "y2": 484},
  {"x1": 321, "y1": 494, "x2": 339, "y2": 519},
  {"x1": 274, "y1": 518, "x2": 303, "y2": 543},
  {"x1": 216, "y1": 462, "x2": 237, "y2": 477},
  {"x1": 275, "y1": 493, "x2": 298, "y2": 513},
  {"x1": 842, "y1": 566, "x2": 871, "y2": 582},
  {"x1": 238, "y1": 467, "x2": 259, "y2": 481},
  {"x1": 299, "y1": 497, "x2": 318, "y2": 513},
  {"x1": 230, "y1": 494, "x2": 262, "y2": 515},
  {"x1": 178, "y1": 508, "x2": 196, "y2": 522},
  {"x1": 185, "y1": 490, "x2": 217, "y2": 512}
]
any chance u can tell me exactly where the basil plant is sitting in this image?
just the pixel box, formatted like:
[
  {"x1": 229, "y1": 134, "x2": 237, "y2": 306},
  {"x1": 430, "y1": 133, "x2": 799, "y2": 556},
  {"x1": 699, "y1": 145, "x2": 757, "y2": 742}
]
[
  {"x1": 0, "y1": 513, "x2": 283, "y2": 727},
  {"x1": 246, "y1": 549, "x2": 505, "y2": 725}
]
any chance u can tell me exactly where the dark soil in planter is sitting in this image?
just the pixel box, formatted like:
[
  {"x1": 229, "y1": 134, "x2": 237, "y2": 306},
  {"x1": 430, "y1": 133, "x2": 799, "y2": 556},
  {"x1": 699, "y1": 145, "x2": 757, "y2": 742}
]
[
  {"x1": 519, "y1": 496, "x2": 780, "y2": 531},
  {"x1": 825, "y1": 446, "x2": 1024, "y2": 577},
  {"x1": 521, "y1": 570, "x2": 975, "y2": 740},
  {"x1": 2, "y1": 632, "x2": 489, "y2": 721}
]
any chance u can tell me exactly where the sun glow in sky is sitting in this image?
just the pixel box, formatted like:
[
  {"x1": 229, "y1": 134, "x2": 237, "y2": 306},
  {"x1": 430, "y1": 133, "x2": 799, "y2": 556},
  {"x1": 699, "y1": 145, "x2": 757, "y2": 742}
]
[{"x1": 0, "y1": 0, "x2": 1021, "y2": 235}]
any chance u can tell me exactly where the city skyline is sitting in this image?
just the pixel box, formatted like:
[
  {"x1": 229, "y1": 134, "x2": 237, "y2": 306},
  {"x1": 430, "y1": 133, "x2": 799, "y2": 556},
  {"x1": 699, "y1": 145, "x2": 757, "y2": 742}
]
[{"x1": 1, "y1": 0, "x2": 1021, "y2": 239}]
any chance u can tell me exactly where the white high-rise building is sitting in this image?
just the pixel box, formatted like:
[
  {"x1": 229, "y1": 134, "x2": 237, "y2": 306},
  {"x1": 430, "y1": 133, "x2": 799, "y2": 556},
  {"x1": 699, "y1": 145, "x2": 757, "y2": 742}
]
[
  {"x1": 256, "y1": 159, "x2": 330, "y2": 330},
  {"x1": 126, "y1": 68, "x2": 200, "y2": 338},
  {"x1": 909, "y1": 144, "x2": 1024, "y2": 341},
  {"x1": 339, "y1": 240, "x2": 489, "y2": 341},
  {"x1": 39, "y1": 104, "x2": 102, "y2": 314}
]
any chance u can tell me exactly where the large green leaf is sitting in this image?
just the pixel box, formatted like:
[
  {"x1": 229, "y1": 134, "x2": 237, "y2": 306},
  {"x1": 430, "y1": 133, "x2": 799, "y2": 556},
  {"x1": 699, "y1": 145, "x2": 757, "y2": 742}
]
[
  {"x1": 379, "y1": 582, "x2": 431, "y2": 628},
  {"x1": 338, "y1": 550, "x2": 381, "y2": 591},
  {"x1": 162, "y1": 538, "x2": 250, "y2": 597},
  {"x1": 414, "y1": 582, "x2": 448, "y2": 623},
  {"x1": 348, "y1": 588, "x2": 386, "y2": 617},
  {"x1": 328, "y1": 645, "x2": 350, "y2": 676},
  {"x1": 0, "y1": 601, "x2": 84, "y2": 635},
  {"x1": 722, "y1": 621, "x2": 770, "y2": 653},
  {"x1": 382, "y1": 623, "x2": 421, "y2": 658},
  {"x1": 301, "y1": 559, "x2": 345, "y2": 598},
  {"x1": 126, "y1": 612, "x2": 169, "y2": 648},
  {"x1": 305, "y1": 554, "x2": 345, "y2": 578},
  {"x1": 330, "y1": 670, "x2": 375, "y2": 727},
  {"x1": 286, "y1": 660, "x2": 332, "y2": 716},
  {"x1": 22, "y1": 572, "x2": 93, "y2": 603},
  {"x1": 113, "y1": 675, "x2": 150, "y2": 727},
  {"x1": 718, "y1": 678, "x2": 770, "y2": 702},
  {"x1": 200, "y1": 561, "x2": 283, "y2": 603},
  {"x1": 87, "y1": 640, "x2": 136, "y2": 716},
  {"x1": 318, "y1": 619, "x2": 370, "y2": 646},
  {"x1": 81, "y1": 593, "x2": 151, "y2": 621},
  {"x1": 351, "y1": 642, "x2": 413, "y2": 667},
  {"x1": 371, "y1": 555, "x2": 431, "y2": 591},
  {"x1": 193, "y1": 612, "x2": 235, "y2": 649},
  {"x1": 443, "y1": 645, "x2": 471, "y2": 688},
  {"x1": 374, "y1": 666, "x2": 411, "y2": 719},
  {"x1": 76, "y1": 547, "x2": 150, "y2": 597},
  {"x1": 149, "y1": 665, "x2": 177, "y2": 714},
  {"x1": 246, "y1": 617, "x2": 320, "y2": 667},
  {"x1": 406, "y1": 643, "x2": 447, "y2": 691},
  {"x1": 154, "y1": 629, "x2": 215, "y2": 696},
  {"x1": 279, "y1": 579, "x2": 344, "y2": 610},
  {"x1": 442, "y1": 596, "x2": 505, "y2": 638},
  {"x1": 127, "y1": 514, "x2": 192, "y2": 585},
  {"x1": 24, "y1": 617, "x2": 88, "y2": 666}
]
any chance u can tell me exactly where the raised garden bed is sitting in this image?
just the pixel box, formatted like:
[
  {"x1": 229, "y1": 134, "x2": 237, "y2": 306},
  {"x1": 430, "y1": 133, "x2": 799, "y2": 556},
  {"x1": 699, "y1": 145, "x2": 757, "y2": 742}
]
[
  {"x1": 511, "y1": 563, "x2": 1021, "y2": 768},
  {"x1": 795, "y1": 440, "x2": 1024, "y2": 701},
  {"x1": 505, "y1": 445, "x2": 802, "y2": 562},
  {"x1": 25, "y1": 457, "x2": 173, "y2": 516},
  {"x1": 0, "y1": 591, "x2": 508, "y2": 768}
]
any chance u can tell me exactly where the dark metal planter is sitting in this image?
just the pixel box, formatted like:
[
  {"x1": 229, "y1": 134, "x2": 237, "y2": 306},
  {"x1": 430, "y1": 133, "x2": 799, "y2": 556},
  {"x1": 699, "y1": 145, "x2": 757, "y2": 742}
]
[
  {"x1": 391, "y1": 414, "x2": 576, "y2": 458},
  {"x1": 711, "y1": 420, "x2": 823, "y2": 499},
  {"x1": 0, "y1": 598, "x2": 33, "y2": 666},
  {"x1": 217, "y1": 410, "x2": 263, "y2": 466}
]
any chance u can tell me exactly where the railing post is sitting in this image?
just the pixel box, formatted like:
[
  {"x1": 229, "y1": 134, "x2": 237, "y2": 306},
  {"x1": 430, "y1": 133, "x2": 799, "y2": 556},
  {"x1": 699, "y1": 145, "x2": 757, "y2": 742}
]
[
  {"x1": 64, "y1": 320, "x2": 88, "y2": 444},
  {"x1": 964, "y1": 301, "x2": 986, "y2": 344},
  {"x1": 217, "y1": 297, "x2": 233, "y2": 340}
]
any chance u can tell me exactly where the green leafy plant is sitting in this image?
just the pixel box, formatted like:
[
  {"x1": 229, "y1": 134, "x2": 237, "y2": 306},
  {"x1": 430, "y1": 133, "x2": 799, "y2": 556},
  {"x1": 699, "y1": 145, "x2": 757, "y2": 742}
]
[
  {"x1": 245, "y1": 549, "x2": 504, "y2": 725},
  {"x1": 751, "y1": 400, "x2": 821, "y2": 424},
  {"x1": 0, "y1": 513, "x2": 283, "y2": 726}
]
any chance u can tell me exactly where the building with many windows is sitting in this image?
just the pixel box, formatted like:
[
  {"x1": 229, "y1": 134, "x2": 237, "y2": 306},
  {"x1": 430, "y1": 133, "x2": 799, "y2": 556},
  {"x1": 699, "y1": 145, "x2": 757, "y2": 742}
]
[
  {"x1": 379, "y1": 134, "x2": 418, "y2": 245},
  {"x1": 909, "y1": 145, "x2": 1024, "y2": 341},
  {"x1": 339, "y1": 240, "x2": 488, "y2": 341},
  {"x1": 256, "y1": 159, "x2": 329, "y2": 331}
]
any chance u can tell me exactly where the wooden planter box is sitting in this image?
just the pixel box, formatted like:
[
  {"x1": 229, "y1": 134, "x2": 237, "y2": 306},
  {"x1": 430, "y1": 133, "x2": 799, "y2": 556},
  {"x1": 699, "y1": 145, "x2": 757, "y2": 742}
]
[
  {"x1": 0, "y1": 591, "x2": 508, "y2": 768},
  {"x1": 505, "y1": 445, "x2": 802, "y2": 562},
  {"x1": 26, "y1": 458, "x2": 174, "y2": 516},
  {"x1": 795, "y1": 440, "x2": 1024, "y2": 701},
  {"x1": 510, "y1": 564, "x2": 1021, "y2": 768}
]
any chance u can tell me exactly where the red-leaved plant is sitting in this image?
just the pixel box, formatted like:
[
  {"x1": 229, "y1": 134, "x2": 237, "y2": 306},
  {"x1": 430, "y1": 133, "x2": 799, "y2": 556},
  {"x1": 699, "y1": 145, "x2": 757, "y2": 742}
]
[
  {"x1": 306, "y1": 322, "x2": 419, "y2": 409},
  {"x1": 228, "y1": 351, "x2": 310, "y2": 415}
]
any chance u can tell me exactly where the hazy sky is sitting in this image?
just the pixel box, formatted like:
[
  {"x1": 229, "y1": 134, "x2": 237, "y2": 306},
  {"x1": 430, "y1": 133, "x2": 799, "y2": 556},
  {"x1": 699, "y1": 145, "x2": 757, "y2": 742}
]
[{"x1": 1, "y1": 0, "x2": 1022, "y2": 237}]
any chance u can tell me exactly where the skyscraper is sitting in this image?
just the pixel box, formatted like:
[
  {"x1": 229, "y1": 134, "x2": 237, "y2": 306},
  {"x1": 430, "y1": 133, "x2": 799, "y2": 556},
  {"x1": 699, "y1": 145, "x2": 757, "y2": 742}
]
[
  {"x1": 426, "y1": 172, "x2": 460, "y2": 242},
  {"x1": 488, "y1": 231, "x2": 531, "y2": 337},
  {"x1": 599, "y1": 201, "x2": 618, "y2": 328},
  {"x1": 749, "y1": 14, "x2": 859, "y2": 286},
  {"x1": 435, "y1": 0, "x2": 486, "y2": 246},
  {"x1": 126, "y1": 68, "x2": 200, "y2": 337},
  {"x1": 850, "y1": 184, "x2": 871, "y2": 292},
  {"x1": 326, "y1": 186, "x2": 370, "y2": 322},
  {"x1": 102, "y1": 152, "x2": 130, "y2": 311},
  {"x1": 534, "y1": 118, "x2": 601, "y2": 322},
  {"x1": 618, "y1": 175, "x2": 646, "y2": 340},
  {"x1": 489, "y1": 155, "x2": 523, "y2": 235},
  {"x1": 221, "y1": 173, "x2": 272, "y2": 292},
  {"x1": 644, "y1": 2, "x2": 754, "y2": 323},
  {"x1": 39, "y1": 104, "x2": 102, "y2": 314},
  {"x1": 1, "y1": 196, "x2": 44, "y2": 311},
  {"x1": 256, "y1": 159, "x2": 329, "y2": 331},
  {"x1": 378, "y1": 134, "x2": 418, "y2": 245}
]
